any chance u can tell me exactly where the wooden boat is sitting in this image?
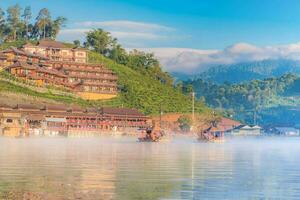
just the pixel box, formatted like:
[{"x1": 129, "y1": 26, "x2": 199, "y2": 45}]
[
  {"x1": 138, "y1": 128, "x2": 168, "y2": 142},
  {"x1": 197, "y1": 126, "x2": 225, "y2": 143}
]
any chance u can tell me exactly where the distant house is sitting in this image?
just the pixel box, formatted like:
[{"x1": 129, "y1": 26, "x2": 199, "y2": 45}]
[
  {"x1": 274, "y1": 127, "x2": 300, "y2": 136},
  {"x1": 229, "y1": 125, "x2": 262, "y2": 136}
]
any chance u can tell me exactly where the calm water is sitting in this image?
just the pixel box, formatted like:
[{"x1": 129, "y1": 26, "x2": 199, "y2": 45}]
[{"x1": 1, "y1": 136, "x2": 300, "y2": 200}]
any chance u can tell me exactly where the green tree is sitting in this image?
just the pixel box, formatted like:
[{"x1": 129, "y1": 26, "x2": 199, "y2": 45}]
[
  {"x1": 73, "y1": 40, "x2": 81, "y2": 47},
  {"x1": 109, "y1": 44, "x2": 128, "y2": 65},
  {"x1": 85, "y1": 28, "x2": 116, "y2": 55},
  {"x1": 35, "y1": 8, "x2": 51, "y2": 39},
  {"x1": 22, "y1": 6, "x2": 31, "y2": 39},
  {"x1": 177, "y1": 115, "x2": 192, "y2": 132},
  {"x1": 0, "y1": 8, "x2": 5, "y2": 41},
  {"x1": 49, "y1": 16, "x2": 67, "y2": 39},
  {"x1": 6, "y1": 4, "x2": 21, "y2": 40}
]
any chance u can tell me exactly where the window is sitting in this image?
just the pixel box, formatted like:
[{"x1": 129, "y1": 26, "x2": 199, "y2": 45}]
[{"x1": 6, "y1": 119, "x2": 13, "y2": 123}]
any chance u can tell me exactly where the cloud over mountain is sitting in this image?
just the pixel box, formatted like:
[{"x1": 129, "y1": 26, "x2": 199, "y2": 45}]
[{"x1": 135, "y1": 42, "x2": 300, "y2": 74}]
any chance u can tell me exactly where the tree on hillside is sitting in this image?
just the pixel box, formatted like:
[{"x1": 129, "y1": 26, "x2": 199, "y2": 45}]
[
  {"x1": 22, "y1": 6, "x2": 31, "y2": 39},
  {"x1": 0, "y1": 8, "x2": 5, "y2": 41},
  {"x1": 85, "y1": 28, "x2": 116, "y2": 55},
  {"x1": 178, "y1": 115, "x2": 192, "y2": 132},
  {"x1": 127, "y1": 50, "x2": 173, "y2": 85},
  {"x1": 35, "y1": 8, "x2": 51, "y2": 39},
  {"x1": 109, "y1": 44, "x2": 128, "y2": 65},
  {"x1": 73, "y1": 40, "x2": 81, "y2": 47},
  {"x1": 49, "y1": 16, "x2": 67, "y2": 39},
  {"x1": 6, "y1": 4, "x2": 21, "y2": 40}
]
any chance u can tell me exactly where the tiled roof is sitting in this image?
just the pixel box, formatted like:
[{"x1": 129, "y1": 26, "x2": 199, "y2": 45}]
[
  {"x1": 38, "y1": 39, "x2": 66, "y2": 48},
  {"x1": 6, "y1": 61, "x2": 37, "y2": 70},
  {"x1": 101, "y1": 107, "x2": 145, "y2": 117},
  {"x1": 2, "y1": 47, "x2": 48, "y2": 60},
  {"x1": 44, "y1": 105, "x2": 68, "y2": 111},
  {"x1": 15, "y1": 104, "x2": 41, "y2": 110}
]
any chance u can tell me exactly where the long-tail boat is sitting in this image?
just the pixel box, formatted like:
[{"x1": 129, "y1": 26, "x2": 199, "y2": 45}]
[
  {"x1": 197, "y1": 126, "x2": 225, "y2": 143},
  {"x1": 138, "y1": 128, "x2": 167, "y2": 142}
]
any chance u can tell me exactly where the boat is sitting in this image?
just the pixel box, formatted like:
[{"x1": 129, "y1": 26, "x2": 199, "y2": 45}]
[
  {"x1": 138, "y1": 128, "x2": 168, "y2": 142},
  {"x1": 197, "y1": 126, "x2": 225, "y2": 143}
]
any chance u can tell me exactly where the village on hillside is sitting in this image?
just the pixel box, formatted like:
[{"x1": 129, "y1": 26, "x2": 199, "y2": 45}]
[{"x1": 0, "y1": 39, "x2": 249, "y2": 138}]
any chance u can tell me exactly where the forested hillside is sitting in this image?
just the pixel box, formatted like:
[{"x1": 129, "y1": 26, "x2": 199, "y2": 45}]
[
  {"x1": 197, "y1": 59, "x2": 300, "y2": 84},
  {"x1": 184, "y1": 73, "x2": 300, "y2": 125}
]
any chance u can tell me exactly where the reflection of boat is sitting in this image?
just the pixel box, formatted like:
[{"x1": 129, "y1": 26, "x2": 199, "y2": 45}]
[{"x1": 197, "y1": 126, "x2": 225, "y2": 143}]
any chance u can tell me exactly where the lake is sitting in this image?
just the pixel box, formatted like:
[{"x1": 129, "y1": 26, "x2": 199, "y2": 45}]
[{"x1": 0, "y1": 136, "x2": 300, "y2": 200}]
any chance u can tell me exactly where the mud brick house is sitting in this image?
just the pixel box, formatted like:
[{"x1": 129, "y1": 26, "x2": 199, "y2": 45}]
[
  {"x1": 23, "y1": 39, "x2": 87, "y2": 63},
  {"x1": 0, "y1": 104, "x2": 149, "y2": 137},
  {"x1": 0, "y1": 40, "x2": 118, "y2": 100}
]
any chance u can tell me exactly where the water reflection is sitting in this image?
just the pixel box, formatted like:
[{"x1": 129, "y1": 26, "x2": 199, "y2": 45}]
[{"x1": 0, "y1": 137, "x2": 300, "y2": 199}]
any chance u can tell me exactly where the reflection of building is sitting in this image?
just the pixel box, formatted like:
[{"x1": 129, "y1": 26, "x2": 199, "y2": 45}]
[
  {"x1": 0, "y1": 104, "x2": 149, "y2": 137},
  {"x1": 23, "y1": 39, "x2": 87, "y2": 63},
  {"x1": 0, "y1": 42, "x2": 118, "y2": 100}
]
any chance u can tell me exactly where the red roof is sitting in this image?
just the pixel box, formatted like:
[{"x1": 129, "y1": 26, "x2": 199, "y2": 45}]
[
  {"x1": 101, "y1": 107, "x2": 145, "y2": 117},
  {"x1": 2, "y1": 47, "x2": 48, "y2": 60},
  {"x1": 38, "y1": 39, "x2": 66, "y2": 48}
]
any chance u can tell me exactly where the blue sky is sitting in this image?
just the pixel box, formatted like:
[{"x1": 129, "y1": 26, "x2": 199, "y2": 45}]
[
  {"x1": 2, "y1": 0, "x2": 300, "y2": 49},
  {"x1": 2, "y1": 0, "x2": 300, "y2": 73}
]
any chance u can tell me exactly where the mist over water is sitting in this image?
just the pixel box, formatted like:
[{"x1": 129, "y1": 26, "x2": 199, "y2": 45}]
[{"x1": 0, "y1": 137, "x2": 300, "y2": 200}]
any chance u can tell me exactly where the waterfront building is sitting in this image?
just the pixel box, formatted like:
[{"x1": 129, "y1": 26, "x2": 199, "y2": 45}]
[
  {"x1": 229, "y1": 125, "x2": 262, "y2": 136},
  {"x1": 0, "y1": 104, "x2": 149, "y2": 137},
  {"x1": 0, "y1": 105, "x2": 25, "y2": 137},
  {"x1": 100, "y1": 107, "x2": 149, "y2": 132},
  {"x1": 23, "y1": 39, "x2": 87, "y2": 63},
  {"x1": 274, "y1": 127, "x2": 300, "y2": 136}
]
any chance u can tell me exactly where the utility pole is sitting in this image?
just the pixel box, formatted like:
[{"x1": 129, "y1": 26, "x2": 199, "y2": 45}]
[
  {"x1": 159, "y1": 104, "x2": 163, "y2": 130},
  {"x1": 191, "y1": 92, "x2": 195, "y2": 130}
]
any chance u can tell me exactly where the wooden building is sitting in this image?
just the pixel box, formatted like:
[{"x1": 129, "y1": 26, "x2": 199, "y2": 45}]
[
  {"x1": 51, "y1": 61, "x2": 118, "y2": 99},
  {"x1": 100, "y1": 107, "x2": 149, "y2": 132},
  {"x1": 1, "y1": 43, "x2": 118, "y2": 100},
  {"x1": 0, "y1": 105, "x2": 25, "y2": 137},
  {"x1": 1, "y1": 46, "x2": 48, "y2": 66},
  {"x1": 0, "y1": 104, "x2": 149, "y2": 137},
  {"x1": 23, "y1": 39, "x2": 87, "y2": 63},
  {"x1": 5, "y1": 61, "x2": 71, "y2": 88}
]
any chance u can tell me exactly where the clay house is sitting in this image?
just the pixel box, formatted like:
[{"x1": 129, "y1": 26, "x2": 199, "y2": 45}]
[
  {"x1": 50, "y1": 61, "x2": 118, "y2": 100},
  {"x1": 0, "y1": 53, "x2": 9, "y2": 69},
  {"x1": 1, "y1": 42, "x2": 118, "y2": 100},
  {"x1": 23, "y1": 40, "x2": 87, "y2": 63},
  {"x1": 0, "y1": 104, "x2": 25, "y2": 137},
  {"x1": 100, "y1": 107, "x2": 149, "y2": 132},
  {"x1": 1, "y1": 46, "x2": 48, "y2": 66},
  {"x1": 5, "y1": 61, "x2": 71, "y2": 88}
]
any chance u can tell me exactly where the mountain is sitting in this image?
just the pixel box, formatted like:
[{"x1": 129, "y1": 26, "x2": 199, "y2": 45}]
[{"x1": 196, "y1": 59, "x2": 300, "y2": 84}]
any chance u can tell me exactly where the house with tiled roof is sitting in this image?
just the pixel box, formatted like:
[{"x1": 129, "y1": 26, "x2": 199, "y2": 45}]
[{"x1": 23, "y1": 39, "x2": 87, "y2": 63}]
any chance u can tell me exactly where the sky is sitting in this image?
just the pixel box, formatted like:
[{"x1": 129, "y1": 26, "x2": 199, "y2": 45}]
[{"x1": 2, "y1": 0, "x2": 300, "y2": 73}]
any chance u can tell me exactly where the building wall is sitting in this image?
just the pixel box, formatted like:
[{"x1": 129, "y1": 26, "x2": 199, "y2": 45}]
[{"x1": 0, "y1": 112, "x2": 24, "y2": 137}]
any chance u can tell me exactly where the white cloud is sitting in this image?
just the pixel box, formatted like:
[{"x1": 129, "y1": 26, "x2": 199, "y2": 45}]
[
  {"x1": 132, "y1": 42, "x2": 300, "y2": 74},
  {"x1": 58, "y1": 20, "x2": 176, "y2": 47},
  {"x1": 76, "y1": 20, "x2": 175, "y2": 32}
]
